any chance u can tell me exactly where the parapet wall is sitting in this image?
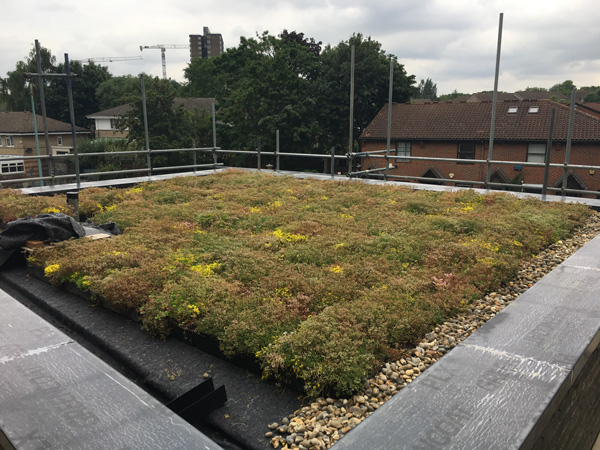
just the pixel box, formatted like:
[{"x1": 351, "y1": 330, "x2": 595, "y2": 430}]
[{"x1": 332, "y1": 235, "x2": 600, "y2": 450}]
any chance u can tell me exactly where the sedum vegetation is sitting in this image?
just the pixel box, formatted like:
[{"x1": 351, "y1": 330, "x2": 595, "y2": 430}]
[{"x1": 4, "y1": 171, "x2": 590, "y2": 396}]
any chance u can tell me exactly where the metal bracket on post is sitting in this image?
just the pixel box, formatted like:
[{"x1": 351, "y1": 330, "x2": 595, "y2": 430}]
[{"x1": 166, "y1": 378, "x2": 227, "y2": 423}]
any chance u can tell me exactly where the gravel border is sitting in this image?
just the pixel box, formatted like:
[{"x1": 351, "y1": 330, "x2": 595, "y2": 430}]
[{"x1": 265, "y1": 210, "x2": 600, "y2": 450}]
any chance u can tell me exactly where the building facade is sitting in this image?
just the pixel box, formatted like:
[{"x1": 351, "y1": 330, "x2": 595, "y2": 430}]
[
  {"x1": 190, "y1": 27, "x2": 224, "y2": 61},
  {"x1": 0, "y1": 112, "x2": 89, "y2": 187},
  {"x1": 359, "y1": 100, "x2": 600, "y2": 197}
]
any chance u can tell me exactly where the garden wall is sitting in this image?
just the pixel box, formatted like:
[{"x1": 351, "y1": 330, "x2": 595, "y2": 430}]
[{"x1": 332, "y1": 234, "x2": 600, "y2": 450}]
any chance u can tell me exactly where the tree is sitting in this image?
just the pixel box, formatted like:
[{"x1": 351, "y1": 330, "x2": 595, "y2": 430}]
[
  {"x1": 45, "y1": 61, "x2": 111, "y2": 126},
  {"x1": 183, "y1": 31, "x2": 416, "y2": 168},
  {"x1": 0, "y1": 46, "x2": 111, "y2": 126},
  {"x1": 96, "y1": 75, "x2": 141, "y2": 110},
  {"x1": 550, "y1": 80, "x2": 576, "y2": 96},
  {"x1": 524, "y1": 87, "x2": 547, "y2": 92},
  {"x1": 120, "y1": 76, "x2": 213, "y2": 168},
  {"x1": 279, "y1": 29, "x2": 322, "y2": 57},
  {"x1": 582, "y1": 87, "x2": 600, "y2": 103},
  {"x1": 317, "y1": 33, "x2": 416, "y2": 152},
  {"x1": 415, "y1": 78, "x2": 437, "y2": 100},
  {"x1": 185, "y1": 31, "x2": 322, "y2": 162},
  {"x1": 438, "y1": 89, "x2": 468, "y2": 101},
  {"x1": 0, "y1": 45, "x2": 56, "y2": 112}
]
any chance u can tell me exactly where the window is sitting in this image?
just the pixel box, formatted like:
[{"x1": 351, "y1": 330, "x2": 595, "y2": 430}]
[
  {"x1": 5, "y1": 136, "x2": 14, "y2": 147},
  {"x1": 508, "y1": 106, "x2": 518, "y2": 114},
  {"x1": 457, "y1": 143, "x2": 476, "y2": 164},
  {"x1": 528, "y1": 106, "x2": 539, "y2": 114},
  {"x1": 0, "y1": 160, "x2": 25, "y2": 174},
  {"x1": 395, "y1": 142, "x2": 411, "y2": 162},
  {"x1": 57, "y1": 136, "x2": 63, "y2": 146},
  {"x1": 110, "y1": 118, "x2": 121, "y2": 129},
  {"x1": 527, "y1": 143, "x2": 546, "y2": 164},
  {"x1": 0, "y1": 136, "x2": 3, "y2": 147}
]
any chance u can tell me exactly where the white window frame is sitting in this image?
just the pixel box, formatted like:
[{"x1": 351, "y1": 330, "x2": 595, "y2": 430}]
[
  {"x1": 0, "y1": 136, "x2": 3, "y2": 147},
  {"x1": 395, "y1": 142, "x2": 411, "y2": 163},
  {"x1": 5, "y1": 136, "x2": 14, "y2": 147},
  {"x1": 1, "y1": 159, "x2": 25, "y2": 174},
  {"x1": 527, "y1": 143, "x2": 546, "y2": 164},
  {"x1": 57, "y1": 135, "x2": 63, "y2": 146}
]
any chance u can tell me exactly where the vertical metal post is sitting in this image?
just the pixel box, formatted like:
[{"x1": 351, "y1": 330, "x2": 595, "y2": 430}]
[
  {"x1": 257, "y1": 139, "x2": 261, "y2": 171},
  {"x1": 542, "y1": 108, "x2": 556, "y2": 199},
  {"x1": 35, "y1": 39, "x2": 54, "y2": 184},
  {"x1": 385, "y1": 58, "x2": 394, "y2": 180},
  {"x1": 486, "y1": 13, "x2": 504, "y2": 190},
  {"x1": 276, "y1": 129, "x2": 280, "y2": 172},
  {"x1": 330, "y1": 147, "x2": 335, "y2": 180},
  {"x1": 29, "y1": 82, "x2": 44, "y2": 186},
  {"x1": 140, "y1": 74, "x2": 151, "y2": 177},
  {"x1": 192, "y1": 138, "x2": 197, "y2": 174},
  {"x1": 211, "y1": 102, "x2": 218, "y2": 168},
  {"x1": 347, "y1": 44, "x2": 355, "y2": 176},
  {"x1": 64, "y1": 54, "x2": 81, "y2": 190},
  {"x1": 562, "y1": 89, "x2": 577, "y2": 198}
]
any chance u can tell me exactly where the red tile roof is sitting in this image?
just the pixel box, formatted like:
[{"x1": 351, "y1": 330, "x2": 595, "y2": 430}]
[
  {"x1": 360, "y1": 100, "x2": 600, "y2": 142},
  {"x1": 0, "y1": 111, "x2": 87, "y2": 133}
]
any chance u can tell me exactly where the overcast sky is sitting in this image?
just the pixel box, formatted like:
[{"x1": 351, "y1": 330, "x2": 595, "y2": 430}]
[{"x1": 2, "y1": 0, "x2": 599, "y2": 96}]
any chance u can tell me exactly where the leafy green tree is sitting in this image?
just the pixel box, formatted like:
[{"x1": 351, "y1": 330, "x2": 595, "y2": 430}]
[
  {"x1": 582, "y1": 87, "x2": 600, "y2": 103},
  {"x1": 185, "y1": 31, "x2": 322, "y2": 162},
  {"x1": 181, "y1": 58, "x2": 219, "y2": 98},
  {"x1": 45, "y1": 61, "x2": 111, "y2": 126},
  {"x1": 120, "y1": 76, "x2": 213, "y2": 168},
  {"x1": 414, "y1": 78, "x2": 438, "y2": 100},
  {"x1": 279, "y1": 29, "x2": 322, "y2": 57},
  {"x1": 0, "y1": 45, "x2": 56, "y2": 112},
  {"x1": 317, "y1": 33, "x2": 416, "y2": 152},
  {"x1": 438, "y1": 89, "x2": 469, "y2": 101},
  {"x1": 524, "y1": 87, "x2": 547, "y2": 92},
  {"x1": 95, "y1": 75, "x2": 141, "y2": 110},
  {"x1": 550, "y1": 80, "x2": 576, "y2": 96}
]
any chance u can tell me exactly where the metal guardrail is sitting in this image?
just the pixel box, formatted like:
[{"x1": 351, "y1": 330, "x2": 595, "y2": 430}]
[{"x1": 2, "y1": 144, "x2": 599, "y2": 198}]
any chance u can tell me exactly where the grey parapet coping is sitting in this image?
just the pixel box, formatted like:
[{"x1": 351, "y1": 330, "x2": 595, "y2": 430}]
[
  {"x1": 332, "y1": 235, "x2": 600, "y2": 450},
  {"x1": 0, "y1": 289, "x2": 224, "y2": 450}
]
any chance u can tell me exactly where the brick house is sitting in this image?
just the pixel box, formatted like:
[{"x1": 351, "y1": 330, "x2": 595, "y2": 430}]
[
  {"x1": 0, "y1": 111, "x2": 89, "y2": 186},
  {"x1": 359, "y1": 100, "x2": 600, "y2": 197},
  {"x1": 86, "y1": 98, "x2": 215, "y2": 139}
]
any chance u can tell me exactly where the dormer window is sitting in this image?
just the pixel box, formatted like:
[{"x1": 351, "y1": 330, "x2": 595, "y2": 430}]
[
  {"x1": 528, "y1": 106, "x2": 539, "y2": 114},
  {"x1": 508, "y1": 106, "x2": 518, "y2": 114}
]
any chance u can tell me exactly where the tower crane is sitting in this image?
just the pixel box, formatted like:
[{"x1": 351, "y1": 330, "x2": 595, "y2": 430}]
[
  {"x1": 78, "y1": 56, "x2": 143, "y2": 64},
  {"x1": 139, "y1": 44, "x2": 189, "y2": 79}
]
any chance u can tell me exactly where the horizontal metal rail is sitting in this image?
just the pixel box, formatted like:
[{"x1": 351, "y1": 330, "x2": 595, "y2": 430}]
[
  {"x1": 2, "y1": 143, "x2": 598, "y2": 198},
  {"x1": 354, "y1": 152, "x2": 600, "y2": 171}
]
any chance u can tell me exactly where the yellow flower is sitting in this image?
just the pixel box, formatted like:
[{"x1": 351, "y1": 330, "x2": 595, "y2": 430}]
[
  {"x1": 340, "y1": 213, "x2": 353, "y2": 219},
  {"x1": 44, "y1": 264, "x2": 60, "y2": 276},
  {"x1": 190, "y1": 262, "x2": 221, "y2": 277},
  {"x1": 250, "y1": 207, "x2": 262, "y2": 214},
  {"x1": 187, "y1": 304, "x2": 201, "y2": 315},
  {"x1": 329, "y1": 265, "x2": 344, "y2": 274},
  {"x1": 42, "y1": 207, "x2": 61, "y2": 214}
]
